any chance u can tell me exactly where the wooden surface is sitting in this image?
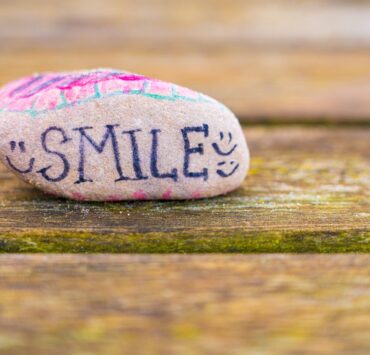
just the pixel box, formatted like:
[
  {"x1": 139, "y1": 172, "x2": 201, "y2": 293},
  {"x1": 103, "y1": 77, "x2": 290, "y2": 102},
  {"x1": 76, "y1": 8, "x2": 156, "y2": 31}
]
[
  {"x1": 2, "y1": 0, "x2": 370, "y2": 122},
  {"x1": 0, "y1": 126, "x2": 368, "y2": 253},
  {"x1": 0, "y1": 254, "x2": 369, "y2": 354},
  {"x1": 0, "y1": 2, "x2": 369, "y2": 353}
]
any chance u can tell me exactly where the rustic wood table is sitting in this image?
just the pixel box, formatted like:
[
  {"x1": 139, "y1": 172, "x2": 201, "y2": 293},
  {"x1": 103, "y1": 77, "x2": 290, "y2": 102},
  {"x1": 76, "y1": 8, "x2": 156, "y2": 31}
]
[{"x1": 0, "y1": 1, "x2": 369, "y2": 353}]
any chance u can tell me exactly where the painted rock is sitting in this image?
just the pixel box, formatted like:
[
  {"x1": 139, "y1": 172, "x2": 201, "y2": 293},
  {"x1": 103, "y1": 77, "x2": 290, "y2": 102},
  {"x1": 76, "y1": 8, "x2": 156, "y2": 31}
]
[{"x1": 0, "y1": 69, "x2": 249, "y2": 201}]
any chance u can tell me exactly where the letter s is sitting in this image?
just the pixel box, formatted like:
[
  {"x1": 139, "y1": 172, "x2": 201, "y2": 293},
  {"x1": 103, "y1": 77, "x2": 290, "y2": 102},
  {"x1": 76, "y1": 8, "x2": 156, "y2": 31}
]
[{"x1": 37, "y1": 126, "x2": 71, "y2": 182}]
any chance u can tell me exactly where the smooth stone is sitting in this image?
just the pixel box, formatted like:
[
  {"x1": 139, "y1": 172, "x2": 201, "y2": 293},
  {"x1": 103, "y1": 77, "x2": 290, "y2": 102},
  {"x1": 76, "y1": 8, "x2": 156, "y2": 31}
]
[{"x1": 0, "y1": 69, "x2": 249, "y2": 201}]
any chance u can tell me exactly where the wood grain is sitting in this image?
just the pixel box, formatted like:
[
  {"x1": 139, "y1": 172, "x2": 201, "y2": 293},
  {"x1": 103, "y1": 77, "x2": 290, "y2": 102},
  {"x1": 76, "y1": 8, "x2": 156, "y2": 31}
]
[
  {"x1": 0, "y1": 254, "x2": 369, "y2": 354},
  {"x1": 1, "y1": 1, "x2": 370, "y2": 122},
  {"x1": 2, "y1": 0, "x2": 370, "y2": 50},
  {"x1": 0, "y1": 126, "x2": 368, "y2": 252}
]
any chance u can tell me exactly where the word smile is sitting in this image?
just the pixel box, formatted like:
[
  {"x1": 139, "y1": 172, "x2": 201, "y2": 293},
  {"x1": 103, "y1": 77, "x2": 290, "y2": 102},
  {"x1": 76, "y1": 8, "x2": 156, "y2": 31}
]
[{"x1": 6, "y1": 123, "x2": 240, "y2": 184}]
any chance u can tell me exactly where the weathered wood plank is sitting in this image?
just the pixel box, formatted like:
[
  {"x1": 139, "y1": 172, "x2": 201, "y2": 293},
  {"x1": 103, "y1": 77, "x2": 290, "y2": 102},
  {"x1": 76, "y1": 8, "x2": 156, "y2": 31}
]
[
  {"x1": 2, "y1": 0, "x2": 370, "y2": 50},
  {"x1": 2, "y1": 1, "x2": 370, "y2": 122},
  {"x1": 0, "y1": 254, "x2": 369, "y2": 354},
  {"x1": 0, "y1": 126, "x2": 368, "y2": 252}
]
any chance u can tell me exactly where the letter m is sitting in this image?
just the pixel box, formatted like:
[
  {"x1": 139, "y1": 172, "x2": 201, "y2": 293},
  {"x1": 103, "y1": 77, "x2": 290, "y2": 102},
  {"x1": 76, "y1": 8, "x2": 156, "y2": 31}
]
[{"x1": 73, "y1": 124, "x2": 125, "y2": 184}]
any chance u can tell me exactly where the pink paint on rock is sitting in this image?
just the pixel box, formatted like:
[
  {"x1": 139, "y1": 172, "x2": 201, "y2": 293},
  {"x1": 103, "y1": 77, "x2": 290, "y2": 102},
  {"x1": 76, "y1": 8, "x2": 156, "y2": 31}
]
[
  {"x1": 16, "y1": 74, "x2": 62, "y2": 99},
  {"x1": 107, "y1": 194, "x2": 122, "y2": 202},
  {"x1": 161, "y1": 188, "x2": 172, "y2": 199},
  {"x1": 148, "y1": 81, "x2": 173, "y2": 96},
  {"x1": 191, "y1": 191, "x2": 202, "y2": 199},
  {"x1": 72, "y1": 192, "x2": 86, "y2": 201},
  {"x1": 0, "y1": 69, "x2": 215, "y2": 116},
  {"x1": 33, "y1": 89, "x2": 62, "y2": 111},
  {"x1": 133, "y1": 190, "x2": 148, "y2": 200},
  {"x1": 99, "y1": 79, "x2": 126, "y2": 95},
  {"x1": 176, "y1": 86, "x2": 199, "y2": 99},
  {"x1": 6, "y1": 96, "x2": 35, "y2": 111},
  {"x1": 0, "y1": 77, "x2": 30, "y2": 103},
  {"x1": 64, "y1": 84, "x2": 96, "y2": 103}
]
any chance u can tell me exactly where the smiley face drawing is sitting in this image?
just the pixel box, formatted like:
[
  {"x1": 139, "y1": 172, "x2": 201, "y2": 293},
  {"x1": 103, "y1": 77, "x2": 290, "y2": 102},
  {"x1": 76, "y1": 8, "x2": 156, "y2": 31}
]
[
  {"x1": 5, "y1": 140, "x2": 35, "y2": 174},
  {"x1": 212, "y1": 131, "x2": 240, "y2": 178}
]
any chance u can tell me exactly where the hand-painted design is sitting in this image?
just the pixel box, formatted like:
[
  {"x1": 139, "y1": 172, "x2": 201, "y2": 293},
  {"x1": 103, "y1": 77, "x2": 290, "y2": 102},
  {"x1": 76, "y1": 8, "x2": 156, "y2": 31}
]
[
  {"x1": 216, "y1": 160, "x2": 240, "y2": 177},
  {"x1": 182, "y1": 124, "x2": 209, "y2": 181},
  {"x1": 0, "y1": 69, "x2": 222, "y2": 117},
  {"x1": 4, "y1": 124, "x2": 241, "y2": 203},
  {"x1": 212, "y1": 131, "x2": 238, "y2": 156},
  {"x1": 36, "y1": 127, "x2": 71, "y2": 182},
  {"x1": 72, "y1": 192, "x2": 86, "y2": 201},
  {"x1": 212, "y1": 131, "x2": 240, "y2": 177},
  {"x1": 161, "y1": 188, "x2": 172, "y2": 199},
  {"x1": 133, "y1": 190, "x2": 148, "y2": 200},
  {"x1": 191, "y1": 191, "x2": 202, "y2": 199},
  {"x1": 107, "y1": 194, "x2": 121, "y2": 202},
  {"x1": 5, "y1": 141, "x2": 35, "y2": 174}
]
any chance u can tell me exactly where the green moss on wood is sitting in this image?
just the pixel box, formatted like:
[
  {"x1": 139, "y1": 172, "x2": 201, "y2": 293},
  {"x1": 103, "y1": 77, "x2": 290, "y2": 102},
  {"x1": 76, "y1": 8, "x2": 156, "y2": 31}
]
[{"x1": 0, "y1": 229, "x2": 369, "y2": 253}]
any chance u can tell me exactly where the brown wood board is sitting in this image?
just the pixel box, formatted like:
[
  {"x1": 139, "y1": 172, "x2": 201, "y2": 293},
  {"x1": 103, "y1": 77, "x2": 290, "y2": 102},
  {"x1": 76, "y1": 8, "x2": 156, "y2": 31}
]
[{"x1": 0, "y1": 254, "x2": 369, "y2": 354}]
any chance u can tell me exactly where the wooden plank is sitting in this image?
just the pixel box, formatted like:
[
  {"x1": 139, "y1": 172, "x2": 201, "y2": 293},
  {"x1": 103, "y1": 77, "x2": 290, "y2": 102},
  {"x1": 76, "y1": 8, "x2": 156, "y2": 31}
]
[
  {"x1": 0, "y1": 254, "x2": 369, "y2": 354},
  {"x1": 1, "y1": 1, "x2": 370, "y2": 122},
  {"x1": 2, "y1": 0, "x2": 370, "y2": 50},
  {"x1": 0, "y1": 126, "x2": 368, "y2": 253}
]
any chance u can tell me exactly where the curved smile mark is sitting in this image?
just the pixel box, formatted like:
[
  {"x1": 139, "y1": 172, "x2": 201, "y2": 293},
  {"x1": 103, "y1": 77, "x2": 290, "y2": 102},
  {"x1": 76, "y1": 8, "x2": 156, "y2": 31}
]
[
  {"x1": 6, "y1": 141, "x2": 35, "y2": 174},
  {"x1": 213, "y1": 131, "x2": 240, "y2": 177},
  {"x1": 212, "y1": 131, "x2": 238, "y2": 156},
  {"x1": 216, "y1": 161, "x2": 240, "y2": 177}
]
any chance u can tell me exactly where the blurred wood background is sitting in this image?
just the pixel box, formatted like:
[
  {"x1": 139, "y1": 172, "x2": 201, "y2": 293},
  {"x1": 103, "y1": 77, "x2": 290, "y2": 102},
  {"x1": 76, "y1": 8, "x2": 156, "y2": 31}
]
[
  {"x1": 0, "y1": 254, "x2": 369, "y2": 354},
  {"x1": 1, "y1": 0, "x2": 370, "y2": 122}
]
